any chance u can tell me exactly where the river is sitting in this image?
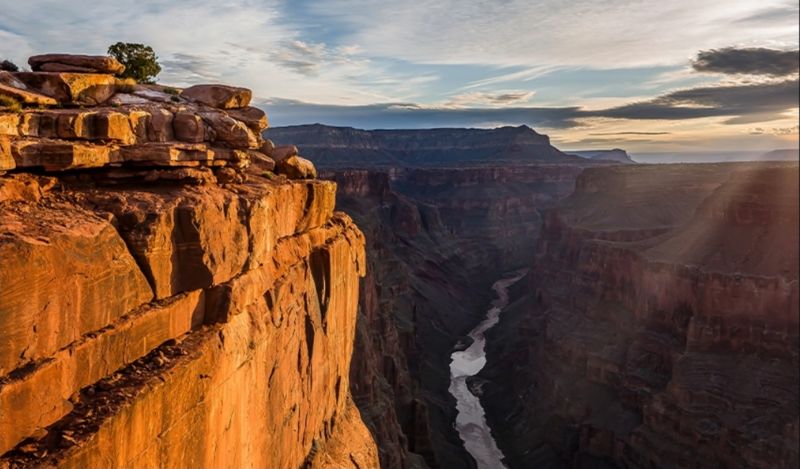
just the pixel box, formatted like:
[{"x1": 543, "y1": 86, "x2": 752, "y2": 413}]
[{"x1": 448, "y1": 269, "x2": 528, "y2": 469}]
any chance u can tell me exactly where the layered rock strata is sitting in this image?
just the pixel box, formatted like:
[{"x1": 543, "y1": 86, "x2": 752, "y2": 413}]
[
  {"x1": 481, "y1": 162, "x2": 799, "y2": 469},
  {"x1": 0, "y1": 54, "x2": 377, "y2": 468}
]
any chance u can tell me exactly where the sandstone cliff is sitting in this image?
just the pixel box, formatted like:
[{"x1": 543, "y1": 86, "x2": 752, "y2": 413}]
[
  {"x1": 0, "y1": 54, "x2": 377, "y2": 468},
  {"x1": 480, "y1": 162, "x2": 799, "y2": 469}
]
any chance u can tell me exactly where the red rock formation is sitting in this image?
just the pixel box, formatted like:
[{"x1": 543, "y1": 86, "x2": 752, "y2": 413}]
[
  {"x1": 481, "y1": 162, "x2": 799, "y2": 469},
  {"x1": 0, "y1": 55, "x2": 377, "y2": 469}
]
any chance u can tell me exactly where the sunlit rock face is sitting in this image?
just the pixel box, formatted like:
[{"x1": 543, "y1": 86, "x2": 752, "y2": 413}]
[
  {"x1": 480, "y1": 162, "x2": 799, "y2": 469},
  {"x1": 0, "y1": 56, "x2": 378, "y2": 469}
]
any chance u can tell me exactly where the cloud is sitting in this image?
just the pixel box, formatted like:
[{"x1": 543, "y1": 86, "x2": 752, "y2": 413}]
[
  {"x1": 262, "y1": 78, "x2": 799, "y2": 129},
  {"x1": 260, "y1": 98, "x2": 583, "y2": 129},
  {"x1": 445, "y1": 90, "x2": 535, "y2": 107},
  {"x1": 160, "y1": 53, "x2": 221, "y2": 82},
  {"x1": 301, "y1": 0, "x2": 798, "y2": 69},
  {"x1": 692, "y1": 47, "x2": 799, "y2": 76},
  {"x1": 748, "y1": 125, "x2": 799, "y2": 135},
  {"x1": 589, "y1": 131, "x2": 671, "y2": 136},
  {"x1": 267, "y1": 40, "x2": 368, "y2": 77},
  {"x1": 585, "y1": 79, "x2": 799, "y2": 122},
  {"x1": 736, "y1": 3, "x2": 800, "y2": 25}
]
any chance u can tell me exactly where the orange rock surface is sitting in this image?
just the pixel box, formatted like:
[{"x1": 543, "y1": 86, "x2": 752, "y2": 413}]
[{"x1": 0, "y1": 54, "x2": 377, "y2": 469}]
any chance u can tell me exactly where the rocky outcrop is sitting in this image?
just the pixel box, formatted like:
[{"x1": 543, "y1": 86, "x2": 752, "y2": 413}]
[
  {"x1": 0, "y1": 54, "x2": 376, "y2": 469},
  {"x1": 480, "y1": 162, "x2": 799, "y2": 469}
]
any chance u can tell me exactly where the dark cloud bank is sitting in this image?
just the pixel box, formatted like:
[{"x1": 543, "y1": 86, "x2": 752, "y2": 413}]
[
  {"x1": 263, "y1": 78, "x2": 799, "y2": 129},
  {"x1": 692, "y1": 47, "x2": 799, "y2": 76}
]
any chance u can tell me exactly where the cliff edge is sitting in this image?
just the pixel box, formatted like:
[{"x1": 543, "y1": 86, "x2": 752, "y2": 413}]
[{"x1": 0, "y1": 54, "x2": 378, "y2": 468}]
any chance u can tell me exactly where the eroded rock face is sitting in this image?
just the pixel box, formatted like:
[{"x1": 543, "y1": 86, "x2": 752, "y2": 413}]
[
  {"x1": 480, "y1": 162, "x2": 799, "y2": 469},
  {"x1": 0, "y1": 58, "x2": 377, "y2": 469}
]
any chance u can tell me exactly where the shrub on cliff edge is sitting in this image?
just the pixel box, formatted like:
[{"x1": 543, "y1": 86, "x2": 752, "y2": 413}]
[
  {"x1": 107, "y1": 42, "x2": 161, "y2": 83},
  {"x1": 0, "y1": 59, "x2": 19, "y2": 72}
]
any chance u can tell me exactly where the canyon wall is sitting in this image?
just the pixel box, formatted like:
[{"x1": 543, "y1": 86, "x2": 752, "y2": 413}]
[
  {"x1": 481, "y1": 162, "x2": 799, "y2": 469},
  {"x1": 322, "y1": 164, "x2": 589, "y2": 469},
  {"x1": 0, "y1": 56, "x2": 377, "y2": 469}
]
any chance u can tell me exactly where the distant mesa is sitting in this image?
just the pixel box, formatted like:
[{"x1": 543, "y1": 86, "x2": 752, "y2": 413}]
[
  {"x1": 264, "y1": 123, "x2": 598, "y2": 168},
  {"x1": 760, "y1": 148, "x2": 800, "y2": 161},
  {"x1": 567, "y1": 148, "x2": 636, "y2": 164}
]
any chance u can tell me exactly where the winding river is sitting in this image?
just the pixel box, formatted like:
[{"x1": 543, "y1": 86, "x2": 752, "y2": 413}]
[{"x1": 449, "y1": 269, "x2": 528, "y2": 469}]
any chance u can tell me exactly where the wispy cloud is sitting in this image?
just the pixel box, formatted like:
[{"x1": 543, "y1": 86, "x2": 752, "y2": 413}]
[{"x1": 444, "y1": 90, "x2": 536, "y2": 107}]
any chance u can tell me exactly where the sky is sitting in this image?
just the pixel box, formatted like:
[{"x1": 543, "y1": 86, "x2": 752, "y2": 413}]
[{"x1": 1, "y1": 0, "x2": 798, "y2": 152}]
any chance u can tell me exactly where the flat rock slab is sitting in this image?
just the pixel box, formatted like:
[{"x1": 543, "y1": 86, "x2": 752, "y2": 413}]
[
  {"x1": 0, "y1": 81, "x2": 58, "y2": 106},
  {"x1": 119, "y1": 142, "x2": 214, "y2": 165},
  {"x1": 11, "y1": 139, "x2": 119, "y2": 170},
  {"x1": 17, "y1": 109, "x2": 136, "y2": 144},
  {"x1": 28, "y1": 54, "x2": 125, "y2": 75},
  {"x1": 181, "y1": 84, "x2": 251, "y2": 109},
  {"x1": 13, "y1": 72, "x2": 118, "y2": 105}
]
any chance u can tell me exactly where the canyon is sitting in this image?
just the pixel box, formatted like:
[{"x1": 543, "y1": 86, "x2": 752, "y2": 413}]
[
  {"x1": 268, "y1": 124, "x2": 799, "y2": 469},
  {"x1": 1, "y1": 52, "x2": 797, "y2": 469}
]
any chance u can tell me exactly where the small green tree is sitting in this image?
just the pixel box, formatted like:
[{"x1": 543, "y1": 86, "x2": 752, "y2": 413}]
[
  {"x1": 0, "y1": 59, "x2": 19, "y2": 72},
  {"x1": 107, "y1": 42, "x2": 161, "y2": 83}
]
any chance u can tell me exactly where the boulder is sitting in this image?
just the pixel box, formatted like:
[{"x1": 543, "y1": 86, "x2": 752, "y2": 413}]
[
  {"x1": 276, "y1": 155, "x2": 317, "y2": 180},
  {"x1": 28, "y1": 54, "x2": 126, "y2": 75},
  {"x1": 173, "y1": 110, "x2": 207, "y2": 143},
  {"x1": 249, "y1": 151, "x2": 276, "y2": 171},
  {"x1": 260, "y1": 138, "x2": 275, "y2": 156},
  {"x1": 198, "y1": 111, "x2": 259, "y2": 148},
  {"x1": 13, "y1": 72, "x2": 118, "y2": 105},
  {"x1": 225, "y1": 106, "x2": 268, "y2": 132},
  {"x1": 271, "y1": 144, "x2": 298, "y2": 162},
  {"x1": 126, "y1": 106, "x2": 174, "y2": 143},
  {"x1": 181, "y1": 84, "x2": 251, "y2": 109}
]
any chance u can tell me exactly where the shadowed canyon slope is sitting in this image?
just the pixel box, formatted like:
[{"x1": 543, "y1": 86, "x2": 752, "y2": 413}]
[
  {"x1": 268, "y1": 124, "x2": 799, "y2": 469},
  {"x1": 481, "y1": 162, "x2": 799, "y2": 469},
  {"x1": 267, "y1": 124, "x2": 608, "y2": 468},
  {"x1": 0, "y1": 57, "x2": 377, "y2": 468}
]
